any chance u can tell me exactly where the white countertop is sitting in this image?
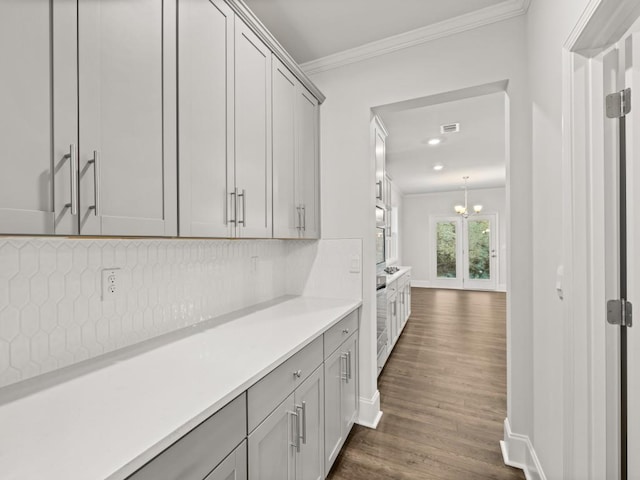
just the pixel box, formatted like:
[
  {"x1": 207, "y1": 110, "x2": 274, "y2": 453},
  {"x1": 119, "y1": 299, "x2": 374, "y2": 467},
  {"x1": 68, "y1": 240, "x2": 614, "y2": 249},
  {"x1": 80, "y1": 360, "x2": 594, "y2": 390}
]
[
  {"x1": 385, "y1": 266, "x2": 412, "y2": 284},
  {"x1": 0, "y1": 296, "x2": 361, "y2": 480}
]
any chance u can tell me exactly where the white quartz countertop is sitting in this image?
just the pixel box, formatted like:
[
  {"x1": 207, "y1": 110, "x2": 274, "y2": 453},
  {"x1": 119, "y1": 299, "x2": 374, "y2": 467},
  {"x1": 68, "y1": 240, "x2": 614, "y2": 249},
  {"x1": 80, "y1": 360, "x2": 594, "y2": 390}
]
[
  {"x1": 386, "y1": 266, "x2": 412, "y2": 284},
  {"x1": 0, "y1": 296, "x2": 361, "y2": 480}
]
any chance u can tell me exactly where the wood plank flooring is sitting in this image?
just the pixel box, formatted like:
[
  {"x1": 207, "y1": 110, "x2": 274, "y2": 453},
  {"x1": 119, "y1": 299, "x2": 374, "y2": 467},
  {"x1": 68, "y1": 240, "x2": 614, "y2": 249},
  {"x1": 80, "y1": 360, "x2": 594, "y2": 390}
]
[{"x1": 327, "y1": 288, "x2": 524, "y2": 480}]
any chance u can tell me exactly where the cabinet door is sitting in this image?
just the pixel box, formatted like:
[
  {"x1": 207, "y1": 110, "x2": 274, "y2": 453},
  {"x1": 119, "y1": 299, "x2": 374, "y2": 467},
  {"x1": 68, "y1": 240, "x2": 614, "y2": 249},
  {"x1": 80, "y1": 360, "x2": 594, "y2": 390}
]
[
  {"x1": 373, "y1": 119, "x2": 386, "y2": 205},
  {"x1": 342, "y1": 334, "x2": 359, "y2": 435},
  {"x1": 0, "y1": 0, "x2": 77, "y2": 235},
  {"x1": 234, "y1": 19, "x2": 272, "y2": 238},
  {"x1": 295, "y1": 367, "x2": 324, "y2": 480},
  {"x1": 324, "y1": 347, "x2": 345, "y2": 473},
  {"x1": 78, "y1": 0, "x2": 177, "y2": 236},
  {"x1": 388, "y1": 294, "x2": 397, "y2": 345},
  {"x1": 297, "y1": 86, "x2": 320, "y2": 239},
  {"x1": 272, "y1": 58, "x2": 298, "y2": 239},
  {"x1": 178, "y1": 0, "x2": 234, "y2": 238},
  {"x1": 205, "y1": 440, "x2": 247, "y2": 480},
  {"x1": 248, "y1": 393, "x2": 295, "y2": 480}
]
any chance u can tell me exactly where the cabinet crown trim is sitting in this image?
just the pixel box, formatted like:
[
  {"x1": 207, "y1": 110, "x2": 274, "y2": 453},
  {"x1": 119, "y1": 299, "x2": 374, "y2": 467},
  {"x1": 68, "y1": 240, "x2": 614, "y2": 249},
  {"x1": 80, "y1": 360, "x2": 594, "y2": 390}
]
[{"x1": 226, "y1": 0, "x2": 326, "y2": 104}]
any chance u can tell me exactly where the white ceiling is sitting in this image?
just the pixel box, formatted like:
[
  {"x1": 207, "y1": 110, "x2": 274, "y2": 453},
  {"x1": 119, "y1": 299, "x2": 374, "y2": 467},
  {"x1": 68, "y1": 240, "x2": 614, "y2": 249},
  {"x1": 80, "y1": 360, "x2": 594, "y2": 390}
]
[
  {"x1": 378, "y1": 92, "x2": 506, "y2": 195},
  {"x1": 243, "y1": 0, "x2": 508, "y2": 64}
]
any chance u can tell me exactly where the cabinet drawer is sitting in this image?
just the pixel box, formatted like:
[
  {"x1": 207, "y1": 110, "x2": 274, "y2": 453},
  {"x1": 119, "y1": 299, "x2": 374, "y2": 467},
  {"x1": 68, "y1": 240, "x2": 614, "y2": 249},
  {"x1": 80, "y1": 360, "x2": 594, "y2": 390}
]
[
  {"x1": 248, "y1": 336, "x2": 323, "y2": 432},
  {"x1": 324, "y1": 309, "x2": 359, "y2": 359},
  {"x1": 386, "y1": 281, "x2": 397, "y2": 295},
  {"x1": 128, "y1": 393, "x2": 246, "y2": 480}
]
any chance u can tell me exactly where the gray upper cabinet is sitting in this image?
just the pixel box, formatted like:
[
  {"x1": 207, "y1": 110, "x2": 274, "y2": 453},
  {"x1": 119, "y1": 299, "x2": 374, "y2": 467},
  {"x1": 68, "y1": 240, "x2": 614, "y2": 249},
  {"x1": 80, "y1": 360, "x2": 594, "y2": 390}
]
[
  {"x1": 234, "y1": 18, "x2": 273, "y2": 238},
  {"x1": 178, "y1": 0, "x2": 234, "y2": 238},
  {"x1": 272, "y1": 58, "x2": 320, "y2": 239},
  {"x1": 272, "y1": 59, "x2": 298, "y2": 239},
  {"x1": 296, "y1": 86, "x2": 320, "y2": 239},
  {"x1": 0, "y1": 0, "x2": 177, "y2": 237},
  {"x1": 0, "y1": 0, "x2": 78, "y2": 235},
  {"x1": 78, "y1": 0, "x2": 177, "y2": 236}
]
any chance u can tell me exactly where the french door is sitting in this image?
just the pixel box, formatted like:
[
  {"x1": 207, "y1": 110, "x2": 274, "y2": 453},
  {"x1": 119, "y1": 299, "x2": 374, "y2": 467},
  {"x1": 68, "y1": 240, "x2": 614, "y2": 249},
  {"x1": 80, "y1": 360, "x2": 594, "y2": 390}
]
[{"x1": 430, "y1": 214, "x2": 498, "y2": 290}]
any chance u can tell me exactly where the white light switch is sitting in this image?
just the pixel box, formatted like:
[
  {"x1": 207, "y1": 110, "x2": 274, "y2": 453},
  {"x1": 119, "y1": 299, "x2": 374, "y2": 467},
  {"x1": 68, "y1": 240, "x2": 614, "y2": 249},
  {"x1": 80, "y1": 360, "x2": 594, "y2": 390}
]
[{"x1": 349, "y1": 255, "x2": 361, "y2": 273}]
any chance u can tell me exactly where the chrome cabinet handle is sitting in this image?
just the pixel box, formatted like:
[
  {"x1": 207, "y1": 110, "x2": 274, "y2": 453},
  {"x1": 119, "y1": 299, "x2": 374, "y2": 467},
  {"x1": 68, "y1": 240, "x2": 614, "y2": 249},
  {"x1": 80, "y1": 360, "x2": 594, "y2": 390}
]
[
  {"x1": 341, "y1": 353, "x2": 348, "y2": 382},
  {"x1": 238, "y1": 189, "x2": 246, "y2": 226},
  {"x1": 342, "y1": 328, "x2": 349, "y2": 334},
  {"x1": 301, "y1": 205, "x2": 306, "y2": 231},
  {"x1": 296, "y1": 206, "x2": 301, "y2": 231},
  {"x1": 376, "y1": 180, "x2": 382, "y2": 200},
  {"x1": 289, "y1": 411, "x2": 300, "y2": 452},
  {"x1": 229, "y1": 190, "x2": 237, "y2": 224},
  {"x1": 88, "y1": 150, "x2": 100, "y2": 216},
  {"x1": 64, "y1": 144, "x2": 78, "y2": 215},
  {"x1": 293, "y1": 369, "x2": 302, "y2": 378},
  {"x1": 347, "y1": 350, "x2": 352, "y2": 380},
  {"x1": 300, "y1": 401, "x2": 307, "y2": 445}
]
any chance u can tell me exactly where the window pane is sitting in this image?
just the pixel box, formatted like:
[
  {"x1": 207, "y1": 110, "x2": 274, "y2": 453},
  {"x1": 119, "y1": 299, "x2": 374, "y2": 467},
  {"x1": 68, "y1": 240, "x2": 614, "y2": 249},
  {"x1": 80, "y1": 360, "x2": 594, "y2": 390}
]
[
  {"x1": 468, "y1": 219, "x2": 491, "y2": 279},
  {"x1": 436, "y1": 221, "x2": 457, "y2": 278}
]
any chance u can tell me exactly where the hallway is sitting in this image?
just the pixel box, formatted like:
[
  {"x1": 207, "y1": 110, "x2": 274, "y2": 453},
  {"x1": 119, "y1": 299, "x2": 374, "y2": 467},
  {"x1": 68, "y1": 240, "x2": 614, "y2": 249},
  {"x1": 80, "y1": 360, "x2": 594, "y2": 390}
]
[{"x1": 328, "y1": 288, "x2": 524, "y2": 479}]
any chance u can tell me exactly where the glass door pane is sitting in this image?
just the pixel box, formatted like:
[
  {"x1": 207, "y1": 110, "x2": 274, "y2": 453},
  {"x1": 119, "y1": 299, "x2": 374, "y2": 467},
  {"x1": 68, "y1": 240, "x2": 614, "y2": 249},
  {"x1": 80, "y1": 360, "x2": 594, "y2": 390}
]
[
  {"x1": 436, "y1": 221, "x2": 457, "y2": 278},
  {"x1": 467, "y1": 219, "x2": 491, "y2": 280}
]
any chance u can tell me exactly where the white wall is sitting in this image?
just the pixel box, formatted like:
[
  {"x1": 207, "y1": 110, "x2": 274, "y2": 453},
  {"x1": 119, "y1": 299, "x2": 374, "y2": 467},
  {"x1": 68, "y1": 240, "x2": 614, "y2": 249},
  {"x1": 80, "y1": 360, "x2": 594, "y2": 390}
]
[
  {"x1": 402, "y1": 187, "x2": 507, "y2": 290},
  {"x1": 309, "y1": 15, "x2": 533, "y2": 435},
  {"x1": 525, "y1": 1, "x2": 593, "y2": 478}
]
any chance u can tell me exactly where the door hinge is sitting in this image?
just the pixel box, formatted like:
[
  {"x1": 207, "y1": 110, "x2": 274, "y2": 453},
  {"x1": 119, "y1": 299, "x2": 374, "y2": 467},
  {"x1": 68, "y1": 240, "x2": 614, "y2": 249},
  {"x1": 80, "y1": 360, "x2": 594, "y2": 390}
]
[
  {"x1": 607, "y1": 299, "x2": 633, "y2": 327},
  {"x1": 606, "y1": 88, "x2": 631, "y2": 118}
]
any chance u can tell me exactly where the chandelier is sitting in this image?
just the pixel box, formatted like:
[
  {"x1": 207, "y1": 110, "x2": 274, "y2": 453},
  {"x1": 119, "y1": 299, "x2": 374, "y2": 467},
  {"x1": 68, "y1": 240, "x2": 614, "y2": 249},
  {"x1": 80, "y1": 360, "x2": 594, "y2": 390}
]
[{"x1": 454, "y1": 176, "x2": 482, "y2": 218}]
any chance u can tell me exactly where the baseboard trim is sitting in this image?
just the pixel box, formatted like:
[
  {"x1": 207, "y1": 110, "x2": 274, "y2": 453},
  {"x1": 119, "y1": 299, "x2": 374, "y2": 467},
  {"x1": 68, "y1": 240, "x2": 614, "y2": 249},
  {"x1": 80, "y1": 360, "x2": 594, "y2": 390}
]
[
  {"x1": 501, "y1": 418, "x2": 546, "y2": 480},
  {"x1": 356, "y1": 390, "x2": 383, "y2": 428}
]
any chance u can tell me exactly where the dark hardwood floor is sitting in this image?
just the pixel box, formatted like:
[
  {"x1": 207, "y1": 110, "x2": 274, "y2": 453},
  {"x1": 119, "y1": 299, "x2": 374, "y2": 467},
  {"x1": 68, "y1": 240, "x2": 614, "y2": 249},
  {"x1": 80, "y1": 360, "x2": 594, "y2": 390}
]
[{"x1": 327, "y1": 288, "x2": 524, "y2": 480}]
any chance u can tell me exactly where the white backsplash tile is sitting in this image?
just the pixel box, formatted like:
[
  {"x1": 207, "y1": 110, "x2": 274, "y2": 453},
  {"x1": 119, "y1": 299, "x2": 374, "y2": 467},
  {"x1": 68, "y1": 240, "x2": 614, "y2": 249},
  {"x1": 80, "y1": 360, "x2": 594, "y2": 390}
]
[
  {"x1": 0, "y1": 237, "x2": 362, "y2": 389},
  {"x1": 0, "y1": 237, "x2": 294, "y2": 388}
]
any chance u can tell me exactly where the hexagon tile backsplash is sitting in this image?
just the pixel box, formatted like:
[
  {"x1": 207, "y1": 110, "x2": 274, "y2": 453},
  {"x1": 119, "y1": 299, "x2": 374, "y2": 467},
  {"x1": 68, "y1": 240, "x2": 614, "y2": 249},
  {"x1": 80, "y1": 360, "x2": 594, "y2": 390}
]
[{"x1": 0, "y1": 237, "x2": 308, "y2": 388}]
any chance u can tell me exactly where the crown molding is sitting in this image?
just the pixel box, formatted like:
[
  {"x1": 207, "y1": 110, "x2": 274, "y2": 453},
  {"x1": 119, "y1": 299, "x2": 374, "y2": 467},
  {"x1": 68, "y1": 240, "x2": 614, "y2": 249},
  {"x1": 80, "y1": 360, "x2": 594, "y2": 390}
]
[
  {"x1": 226, "y1": 0, "x2": 326, "y2": 103},
  {"x1": 301, "y1": 0, "x2": 530, "y2": 76}
]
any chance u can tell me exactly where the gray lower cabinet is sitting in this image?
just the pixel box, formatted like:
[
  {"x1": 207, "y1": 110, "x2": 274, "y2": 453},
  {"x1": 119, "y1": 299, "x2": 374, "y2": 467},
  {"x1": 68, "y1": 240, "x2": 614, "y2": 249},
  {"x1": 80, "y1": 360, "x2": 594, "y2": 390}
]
[
  {"x1": 248, "y1": 366, "x2": 325, "y2": 480},
  {"x1": 127, "y1": 394, "x2": 246, "y2": 480},
  {"x1": 324, "y1": 332, "x2": 358, "y2": 474},
  {"x1": 248, "y1": 392, "x2": 296, "y2": 480},
  {"x1": 295, "y1": 367, "x2": 325, "y2": 480},
  {"x1": 205, "y1": 440, "x2": 247, "y2": 480}
]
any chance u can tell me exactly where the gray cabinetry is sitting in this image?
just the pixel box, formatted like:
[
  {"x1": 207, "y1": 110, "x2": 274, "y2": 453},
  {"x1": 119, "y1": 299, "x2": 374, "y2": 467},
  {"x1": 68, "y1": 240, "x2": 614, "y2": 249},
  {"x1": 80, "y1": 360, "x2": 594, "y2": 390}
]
[
  {"x1": 128, "y1": 394, "x2": 246, "y2": 480},
  {"x1": 78, "y1": 0, "x2": 177, "y2": 236},
  {"x1": 324, "y1": 330, "x2": 359, "y2": 473},
  {"x1": 178, "y1": 0, "x2": 234, "y2": 237},
  {"x1": 205, "y1": 440, "x2": 247, "y2": 480},
  {"x1": 0, "y1": 0, "x2": 177, "y2": 237},
  {"x1": 248, "y1": 393, "x2": 296, "y2": 480},
  {"x1": 272, "y1": 58, "x2": 320, "y2": 239},
  {"x1": 0, "y1": 0, "x2": 77, "y2": 235},
  {"x1": 233, "y1": 18, "x2": 272, "y2": 238}
]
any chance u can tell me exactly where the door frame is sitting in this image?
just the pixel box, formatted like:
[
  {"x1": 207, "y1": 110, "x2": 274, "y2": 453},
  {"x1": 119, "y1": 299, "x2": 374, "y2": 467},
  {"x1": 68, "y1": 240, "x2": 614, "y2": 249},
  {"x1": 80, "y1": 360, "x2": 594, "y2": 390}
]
[{"x1": 562, "y1": 1, "x2": 640, "y2": 478}]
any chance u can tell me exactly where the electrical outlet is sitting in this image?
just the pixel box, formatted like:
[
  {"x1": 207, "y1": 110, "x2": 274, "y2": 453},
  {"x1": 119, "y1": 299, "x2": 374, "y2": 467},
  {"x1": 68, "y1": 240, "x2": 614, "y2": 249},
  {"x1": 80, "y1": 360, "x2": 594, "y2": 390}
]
[{"x1": 101, "y1": 268, "x2": 121, "y2": 301}]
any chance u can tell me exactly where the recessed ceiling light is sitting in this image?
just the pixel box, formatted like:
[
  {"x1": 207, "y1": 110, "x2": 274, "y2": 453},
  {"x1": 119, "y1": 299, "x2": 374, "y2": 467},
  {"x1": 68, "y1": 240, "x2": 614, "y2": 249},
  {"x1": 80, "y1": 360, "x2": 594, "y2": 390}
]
[
  {"x1": 433, "y1": 164, "x2": 444, "y2": 171},
  {"x1": 428, "y1": 138, "x2": 441, "y2": 146}
]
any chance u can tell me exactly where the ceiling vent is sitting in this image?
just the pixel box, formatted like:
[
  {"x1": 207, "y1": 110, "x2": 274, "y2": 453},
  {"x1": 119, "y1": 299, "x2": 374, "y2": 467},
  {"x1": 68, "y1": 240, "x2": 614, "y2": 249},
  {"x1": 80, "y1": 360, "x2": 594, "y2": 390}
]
[{"x1": 440, "y1": 123, "x2": 460, "y2": 134}]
